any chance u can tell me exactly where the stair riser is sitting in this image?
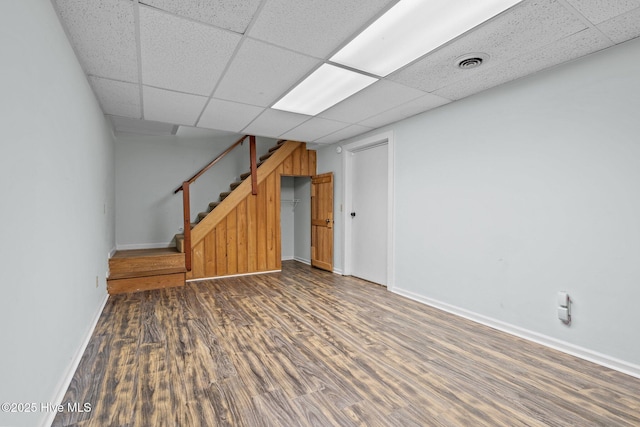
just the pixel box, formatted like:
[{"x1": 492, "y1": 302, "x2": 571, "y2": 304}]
[
  {"x1": 109, "y1": 253, "x2": 185, "y2": 276},
  {"x1": 108, "y1": 272, "x2": 185, "y2": 295}
]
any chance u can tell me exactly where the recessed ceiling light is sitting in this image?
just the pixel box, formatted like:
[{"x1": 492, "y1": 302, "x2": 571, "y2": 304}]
[
  {"x1": 272, "y1": 64, "x2": 378, "y2": 116},
  {"x1": 331, "y1": 0, "x2": 522, "y2": 76}
]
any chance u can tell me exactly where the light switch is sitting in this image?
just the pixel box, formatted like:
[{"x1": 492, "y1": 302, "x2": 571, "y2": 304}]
[
  {"x1": 557, "y1": 291, "x2": 569, "y2": 308},
  {"x1": 558, "y1": 307, "x2": 570, "y2": 322}
]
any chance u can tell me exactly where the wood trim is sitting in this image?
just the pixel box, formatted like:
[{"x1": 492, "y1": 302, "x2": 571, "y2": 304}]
[
  {"x1": 249, "y1": 135, "x2": 257, "y2": 196},
  {"x1": 107, "y1": 272, "x2": 185, "y2": 295},
  {"x1": 182, "y1": 182, "x2": 192, "y2": 271}
]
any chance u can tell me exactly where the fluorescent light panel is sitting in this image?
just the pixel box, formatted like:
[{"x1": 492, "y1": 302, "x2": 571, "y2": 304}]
[
  {"x1": 272, "y1": 64, "x2": 378, "y2": 116},
  {"x1": 331, "y1": 0, "x2": 523, "y2": 76}
]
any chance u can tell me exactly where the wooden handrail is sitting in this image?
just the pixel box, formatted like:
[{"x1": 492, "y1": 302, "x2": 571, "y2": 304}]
[
  {"x1": 174, "y1": 134, "x2": 248, "y2": 194},
  {"x1": 174, "y1": 133, "x2": 259, "y2": 271}
]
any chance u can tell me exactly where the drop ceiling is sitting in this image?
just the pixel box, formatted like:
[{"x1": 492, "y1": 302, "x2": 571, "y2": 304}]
[{"x1": 52, "y1": 0, "x2": 640, "y2": 143}]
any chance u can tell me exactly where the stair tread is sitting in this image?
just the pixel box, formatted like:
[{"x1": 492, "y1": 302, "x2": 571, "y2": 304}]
[
  {"x1": 259, "y1": 152, "x2": 273, "y2": 161},
  {"x1": 112, "y1": 248, "x2": 181, "y2": 258},
  {"x1": 109, "y1": 266, "x2": 187, "y2": 280}
]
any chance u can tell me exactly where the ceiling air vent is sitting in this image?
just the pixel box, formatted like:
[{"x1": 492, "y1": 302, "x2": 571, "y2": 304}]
[{"x1": 456, "y1": 53, "x2": 489, "y2": 70}]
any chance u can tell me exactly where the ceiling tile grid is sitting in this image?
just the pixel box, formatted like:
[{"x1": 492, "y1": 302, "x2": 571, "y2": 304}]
[
  {"x1": 51, "y1": 0, "x2": 640, "y2": 143},
  {"x1": 213, "y1": 38, "x2": 319, "y2": 107},
  {"x1": 242, "y1": 108, "x2": 310, "y2": 138},
  {"x1": 247, "y1": 0, "x2": 396, "y2": 58},
  {"x1": 142, "y1": 86, "x2": 208, "y2": 126},
  {"x1": 89, "y1": 77, "x2": 141, "y2": 119},
  {"x1": 358, "y1": 94, "x2": 452, "y2": 129},
  {"x1": 139, "y1": 5, "x2": 242, "y2": 96},
  {"x1": 564, "y1": 0, "x2": 640, "y2": 25},
  {"x1": 139, "y1": 0, "x2": 262, "y2": 33},
  {"x1": 434, "y1": 28, "x2": 614, "y2": 100},
  {"x1": 314, "y1": 124, "x2": 375, "y2": 144},
  {"x1": 390, "y1": 0, "x2": 587, "y2": 93},
  {"x1": 595, "y1": 6, "x2": 640, "y2": 44},
  {"x1": 198, "y1": 98, "x2": 265, "y2": 133},
  {"x1": 54, "y1": 0, "x2": 138, "y2": 82},
  {"x1": 319, "y1": 80, "x2": 429, "y2": 124},
  {"x1": 279, "y1": 117, "x2": 351, "y2": 142}
]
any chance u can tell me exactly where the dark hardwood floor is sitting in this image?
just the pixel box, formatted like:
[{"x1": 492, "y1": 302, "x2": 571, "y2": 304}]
[{"x1": 53, "y1": 261, "x2": 640, "y2": 426}]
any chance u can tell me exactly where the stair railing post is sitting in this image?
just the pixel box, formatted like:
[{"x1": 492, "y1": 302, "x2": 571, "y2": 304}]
[
  {"x1": 182, "y1": 181, "x2": 192, "y2": 271},
  {"x1": 250, "y1": 135, "x2": 258, "y2": 195}
]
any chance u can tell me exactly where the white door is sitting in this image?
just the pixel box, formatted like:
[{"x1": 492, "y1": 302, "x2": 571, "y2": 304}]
[{"x1": 350, "y1": 143, "x2": 388, "y2": 286}]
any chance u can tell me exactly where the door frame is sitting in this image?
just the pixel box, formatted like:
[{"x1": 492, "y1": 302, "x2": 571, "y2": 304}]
[{"x1": 342, "y1": 131, "x2": 395, "y2": 289}]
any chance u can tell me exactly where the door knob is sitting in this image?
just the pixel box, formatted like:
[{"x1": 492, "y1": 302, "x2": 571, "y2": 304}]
[{"x1": 326, "y1": 218, "x2": 331, "y2": 223}]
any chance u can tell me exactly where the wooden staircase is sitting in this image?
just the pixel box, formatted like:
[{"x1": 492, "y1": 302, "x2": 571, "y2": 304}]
[
  {"x1": 185, "y1": 140, "x2": 316, "y2": 280},
  {"x1": 107, "y1": 138, "x2": 316, "y2": 294},
  {"x1": 107, "y1": 248, "x2": 186, "y2": 295}
]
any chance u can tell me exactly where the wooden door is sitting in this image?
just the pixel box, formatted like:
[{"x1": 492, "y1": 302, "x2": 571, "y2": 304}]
[{"x1": 311, "y1": 173, "x2": 333, "y2": 271}]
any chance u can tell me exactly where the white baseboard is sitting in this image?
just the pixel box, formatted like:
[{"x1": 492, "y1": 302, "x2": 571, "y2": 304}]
[
  {"x1": 281, "y1": 255, "x2": 295, "y2": 261},
  {"x1": 393, "y1": 287, "x2": 640, "y2": 380},
  {"x1": 116, "y1": 242, "x2": 173, "y2": 251},
  {"x1": 42, "y1": 293, "x2": 109, "y2": 427}
]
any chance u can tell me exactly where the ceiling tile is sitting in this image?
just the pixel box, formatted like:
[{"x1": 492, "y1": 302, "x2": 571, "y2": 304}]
[
  {"x1": 214, "y1": 39, "x2": 319, "y2": 107},
  {"x1": 198, "y1": 98, "x2": 264, "y2": 133},
  {"x1": 139, "y1": 6, "x2": 241, "y2": 95},
  {"x1": 279, "y1": 117, "x2": 349, "y2": 142},
  {"x1": 139, "y1": 0, "x2": 262, "y2": 33},
  {"x1": 319, "y1": 80, "x2": 426, "y2": 123},
  {"x1": 359, "y1": 94, "x2": 451, "y2": 128},
  {"x1": 390, "y1": 0, "x2": 587, "y2": 93},
  {"x1": 176, "y1": 126, "x2": 237, "y2": 139},
  {"x1": 314, "y1": 125, "x2": 374, "y2": 144},
  {"x1": 53, "y1": 0, "x2": 138, "y2": 82},
  {"x1": 596, "y1": 7, "x2": 640, "y2": 44},
  {"x1": 242, "y1": 109, "x2": 310, "y2": 139},
  {"x1": 110, "y1": 116, "x2": 177, "y2": 136},
  {"x1": 248, "y1": 0, "x2": 394, "y2": 58},
  {"x1": 143, "y1": 86, "x2": 207, "y2": 126},
  {"x1": 565, "y1": 0, "x2": 640, "y2": 25},
  {"x1": 434, "y1": 28, "x2": 614, "y2": 100},
  {"x1": 89, "y1": 77, "x2": 141, "y2": 118}
]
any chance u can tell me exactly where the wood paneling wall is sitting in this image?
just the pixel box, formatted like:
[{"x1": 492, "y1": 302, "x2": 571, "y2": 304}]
[{"x1": 187, "y1": 141, "x2": 316, "y2": 280}]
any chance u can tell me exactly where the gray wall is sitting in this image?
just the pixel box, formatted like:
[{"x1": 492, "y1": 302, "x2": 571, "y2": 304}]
[
  {"x1": 281, "y1": 177, "x2": 295, "y2": 259},
  {"x1": 318, "y1": 37, "x2": 640, "y2": 374},
  {"x1": 0, "y1": 1, "x2": 115, "y2": 426},
  {"x1": 293, "y1": 178, "x2": 311, "y2": 263},
  {"x1": 115, "y1": 133, "x2": 273, "y2": 249},
  {"x1": 281, "y1": 177, "x2": 311, "y2": 263}
]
